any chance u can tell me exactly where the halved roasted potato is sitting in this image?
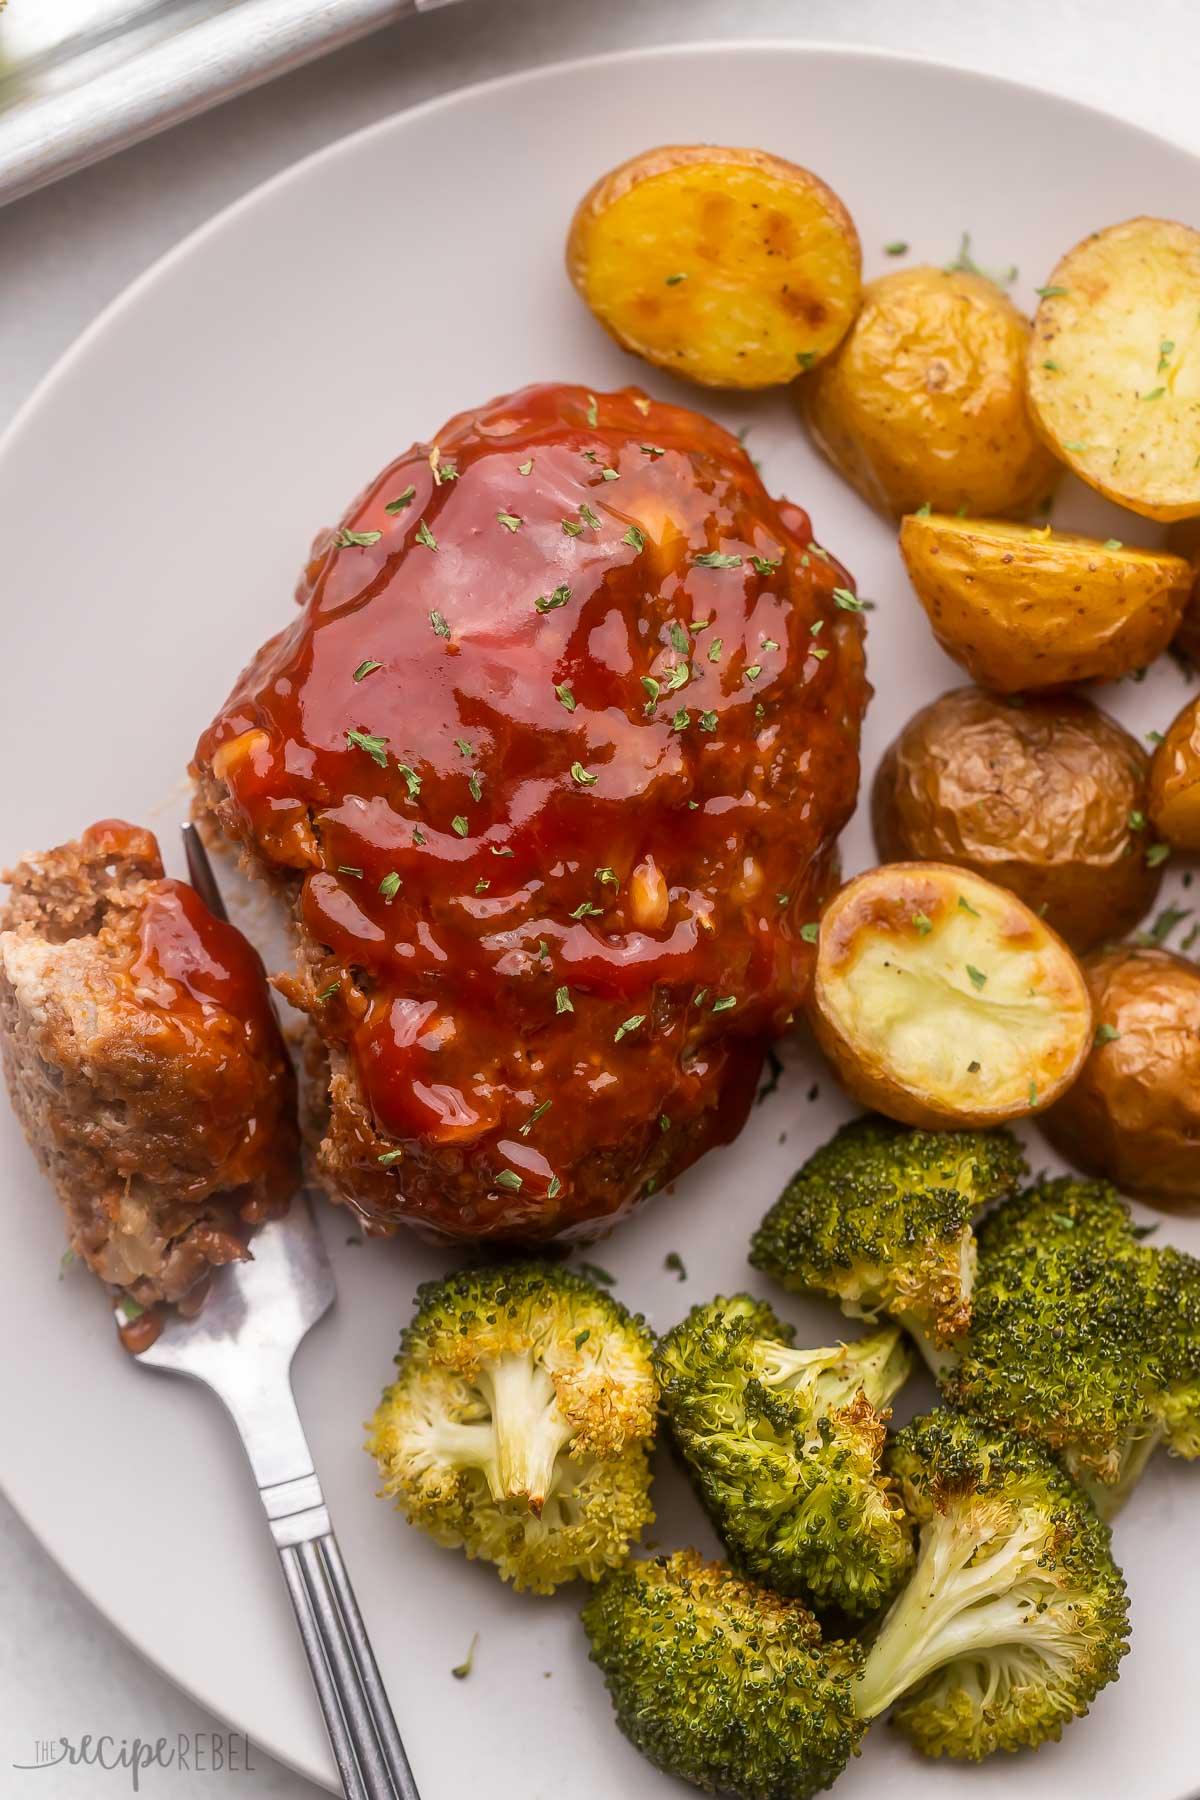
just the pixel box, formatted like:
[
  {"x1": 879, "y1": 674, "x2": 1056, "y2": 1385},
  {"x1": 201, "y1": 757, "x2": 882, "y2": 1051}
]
[
  {"x1": 566, "y1": 145, "x2": 861, "y2": 389},
  {"x1": 1026, "y1": 217, "x2": 1200, "y2": 522},
  {"x1": 899, "y1": 513, "x2": 1192, "y2": 691},
  {"x1": 808, "y1": 862, "x2": 1093, "y2": 1129},
  {"x1": 1041, "y1": 946, "x2": 1200, "y2": 1213},
  {"x1": 872, "y1": 687, "x2": 1163, "y2": 951},
  {"x1": 801, "y1": 266, "x2": 1059, "y2": 518},
  {"x1": 1148, "y1": 694, "x2": 1200, "y2": 850}
]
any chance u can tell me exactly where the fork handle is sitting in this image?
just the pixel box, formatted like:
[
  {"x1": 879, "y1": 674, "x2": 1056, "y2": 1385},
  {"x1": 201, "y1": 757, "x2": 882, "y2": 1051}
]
[{"x1": 264, "y1": 1473, "x2": 420, "y2": 1800}]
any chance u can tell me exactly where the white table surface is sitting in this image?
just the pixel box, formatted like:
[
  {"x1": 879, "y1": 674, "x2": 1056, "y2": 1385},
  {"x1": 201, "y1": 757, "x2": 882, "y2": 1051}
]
[{"x1": 3, "y1": 0, "x2": 1199, "y2": 1793}]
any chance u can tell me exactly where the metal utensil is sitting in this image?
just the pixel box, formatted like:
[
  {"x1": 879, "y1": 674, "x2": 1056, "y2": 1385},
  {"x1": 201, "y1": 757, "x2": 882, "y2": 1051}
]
[
  {"x1": 118, "y1": 822, "x2": 420, "y2": 1800},
  {"x1": 0, "y1": 0, "x2": 463, "y2": 209}
]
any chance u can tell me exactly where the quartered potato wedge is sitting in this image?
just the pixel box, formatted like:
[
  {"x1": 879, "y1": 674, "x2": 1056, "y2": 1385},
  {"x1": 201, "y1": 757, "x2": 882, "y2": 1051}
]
[
  {"x1": 1167, "y1": 515, "x2": 1200, "y2": 664},
  {"x1": 1027, "y1": 217, "x2": 1200, "y2": 522},
  {"x1": 899, "y1": 513, "x2": 1192, "y2": 691},
  {"x1": 808, "y1": 863, "x2": 1093, "y2": 1129},
  {"x1": 1148, "y1": 694, "x2": 1200, "y2": 850},
  {"x1": 566, "y1": 145, "x2": 861, "y2": 389}
]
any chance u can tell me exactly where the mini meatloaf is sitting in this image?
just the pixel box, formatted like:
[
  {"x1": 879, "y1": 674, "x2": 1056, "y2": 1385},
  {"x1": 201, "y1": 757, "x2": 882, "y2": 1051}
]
[
  {"x1": 0, "y1": 820, "x2": 298, "y2": 1312},
  {"x1": 193, "y1": 383, "x2": 868, "y2": 1243}
]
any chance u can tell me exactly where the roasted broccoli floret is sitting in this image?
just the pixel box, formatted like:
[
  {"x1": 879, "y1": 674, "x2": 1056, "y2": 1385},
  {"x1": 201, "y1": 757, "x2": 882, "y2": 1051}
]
[
  {"x1": 750, "y1": 1117, "x2": 1026, "y2": 1354},
  {"x1": 854, "y1": 1410, "x2": 1130, "y2": 1758},
  {"x1": 654, "y1": 1293, "x2": 914, "y2": 1620},
  {"x1": 366, "y1": 1263, "x2": 657, "y2": 1592},
  {"x1": 941, "y1": 1178, "x2": 1200, "y2": 1510},
  {"x1": 582, "y1": 1550, "x2": 865, "y2": 1800}
]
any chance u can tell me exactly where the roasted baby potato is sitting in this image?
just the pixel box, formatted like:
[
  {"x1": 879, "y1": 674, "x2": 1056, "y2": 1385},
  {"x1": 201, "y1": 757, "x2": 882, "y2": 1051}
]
[
  {"x1": 1167, "y1": 516, "x2": 1200, "y2": 664},
  {"x1": 1148, "y1": 694, "x2": 1200, "y2": 850},
  {"x1": 808, "y1": 863, "x2": 1093, "y2": 1130},
  {"x1": 1041, "y1": 946, "x2": 1200, "y2": 1213},
  {"x1": 1027, "y1": 217, "x2": 1200, "y2": 522},
  {"x1": 566, "y1": 145, "x2": 861, "y2": 389},
  {"x1": 801, "y1": 266, "x2": 1059, "y2": 518},
  {"x1": 872, "y1": 687, "x2": 1163, "y2": 951},
  {"x1": 899, "y1": 513, "x2": 1192, "y2": 691}
]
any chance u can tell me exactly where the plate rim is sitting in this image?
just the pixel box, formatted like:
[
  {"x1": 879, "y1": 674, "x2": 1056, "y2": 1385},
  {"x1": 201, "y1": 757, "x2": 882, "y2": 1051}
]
[
  {"x1": 5, "y1": 31, "x2": 1200, "y2": 473},
  {"x1": 4, "y1": 35, "x2": 1200, "y2": 1795}
]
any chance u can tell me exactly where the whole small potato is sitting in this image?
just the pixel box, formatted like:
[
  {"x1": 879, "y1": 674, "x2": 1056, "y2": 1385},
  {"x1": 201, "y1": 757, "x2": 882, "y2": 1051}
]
[
  {"x1": 801, "y1": 267, "x2": 1059, "y2": 519},
  {"x1": 1148, "y1": 694, "x2": 1200, "y2": 851},
  {"x1": 872, "y1": 687, "x2": 1163, "y2": 951},
  {"x1": 1041, "y1": 946, "x2": 1200, "y2": 1213}
]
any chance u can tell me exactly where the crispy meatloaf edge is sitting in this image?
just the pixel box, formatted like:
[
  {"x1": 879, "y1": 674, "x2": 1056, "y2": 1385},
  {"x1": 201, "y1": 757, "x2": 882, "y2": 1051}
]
[{"x1": 0, "y1": 825, "x2": 295, "y2": 1310}]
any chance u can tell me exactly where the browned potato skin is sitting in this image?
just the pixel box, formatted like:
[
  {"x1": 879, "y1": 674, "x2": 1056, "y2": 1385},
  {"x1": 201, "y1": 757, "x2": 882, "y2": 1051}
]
[
  {"x1": 872, "y1": 687, "x2": 1162, "y2": 952},
  {"x1": 809, "y1": 862, "x2": 1092, "y2": 1130},
  {"x1": 1167, "y1": 517, "x2": 1200, "y2": 664},
  {"x1": 1148, "y1": 694, "x2": 1200, "y2": 851},
  {"x1": 567, "y1": 145, "x2": 861, "y2": 390},
  {"x1": 801, "y1": 267, "x2": 1059, "y2": 519},
  {"x1": 899, "y1": 513, "x2": 1193, "y2": 692},
  {"x1": 1041, "y1": 947, "x2": 1200, "y2": 1213}
]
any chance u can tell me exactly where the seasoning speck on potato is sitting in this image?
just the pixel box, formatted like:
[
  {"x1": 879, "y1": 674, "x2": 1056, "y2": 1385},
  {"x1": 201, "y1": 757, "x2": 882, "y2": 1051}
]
[
  {"x1": 801, "y1": 266, "x2": 1059, "y2": 519},
  {"x1": 1027, "y1": 216, "x2": 1200, "y2": 522},
  {"x1": 872, "y1": 687, "x2": 1163, "y2": 952},
  {"x1": 566, "y1": 145, "x2": 861, "y2": 390},
  {"x1": 808, "y1": 863, "x2": 1093, "y2": 1130},
  {"x1": 898, "y1": 513, "x2": 1192, "y2": 692}
]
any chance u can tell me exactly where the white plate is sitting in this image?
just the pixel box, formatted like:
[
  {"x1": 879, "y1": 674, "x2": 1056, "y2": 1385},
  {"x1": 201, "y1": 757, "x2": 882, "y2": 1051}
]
[{"x1": 2, "y1": 40, "x2": 1199, "y2": 1800}]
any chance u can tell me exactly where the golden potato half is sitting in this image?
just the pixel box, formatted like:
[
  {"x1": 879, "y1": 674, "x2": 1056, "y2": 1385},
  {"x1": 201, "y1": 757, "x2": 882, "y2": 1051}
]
[
  {"x1": 899, "y1": 513, "x2": 1192, "y2": 691},
  {"x1": 801, "y1": 266, "x2": 1059, "y2": 519},
  {"x1": 567, "y1": 145, "x2": 861, "y2": 390},
  {"x1": 1027, "y1": 217, "x2": 1200, "y2": 521},
  {"x1": 1148, "y1": 694, "x2": 1200, "y2": 850},
  {"x1": 872, "y1": 687, "x2": 1162, "y2": 951},
  {"x1": 809, "y1": 863, "x2": 1092, "y2": 1129},
  {"x1": 1041, "y1": 946, "x2": 1200, "y2": 1213}
]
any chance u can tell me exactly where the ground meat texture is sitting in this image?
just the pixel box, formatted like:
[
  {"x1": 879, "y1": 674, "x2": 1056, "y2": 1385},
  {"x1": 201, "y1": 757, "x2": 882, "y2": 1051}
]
[
  {"x1": 193, "y1": 383, "x2": 868, "y2": 1241},
  {"x1": 0, "y1": 820, "x2": 298, "y2": 1313}
]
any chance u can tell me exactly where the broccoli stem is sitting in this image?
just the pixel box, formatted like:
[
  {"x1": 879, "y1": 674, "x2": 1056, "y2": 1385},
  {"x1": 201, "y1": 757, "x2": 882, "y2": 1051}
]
[
  {"x1": 855, "y1": 1506, "x2": 1053, "y2": 1719},
  {"x1": 1079, "y1": 1426, "x2": 1163, "y2": 1521},
  {"x1": 894, "y1": 1312, "x2": 960, "y2": 1383},
  {"x1": 755, "y1": 1326, "x2": 911, "y2": 1414},
  {"x1": 479, "y1": 1353, "x2": 574, "y2": 1509}
]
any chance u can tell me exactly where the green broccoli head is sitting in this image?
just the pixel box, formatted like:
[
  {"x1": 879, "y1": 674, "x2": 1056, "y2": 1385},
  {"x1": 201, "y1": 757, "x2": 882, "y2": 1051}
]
[
  {"x1": 856, "y1": 1410, "x2": 1130, "y2": 1759},
  {"x1": 654, "y1": 1294, "x2": 914, "y2": 1620},
  {"x1": 582, "y1": 1550, "x2": 866, "y2": 1800},
  {"x1": 943, "y1": 1178, "x2": 1200, "y2": 1499},
  {"x1": 1142, "y1": 1244, "x2": 1200, "y2": 1460},
  {"x1": 366, "y1": 1262, "x2": 657, "y2": 1593},
  {"x1": 750, "y1": 1117, "x2": 1027, "y2": 1349}
]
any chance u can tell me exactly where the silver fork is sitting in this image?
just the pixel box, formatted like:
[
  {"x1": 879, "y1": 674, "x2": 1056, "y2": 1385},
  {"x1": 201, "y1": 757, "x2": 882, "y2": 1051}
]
[{"x1": 117, "y1": 823, "x2": 420, "y2": 1800}]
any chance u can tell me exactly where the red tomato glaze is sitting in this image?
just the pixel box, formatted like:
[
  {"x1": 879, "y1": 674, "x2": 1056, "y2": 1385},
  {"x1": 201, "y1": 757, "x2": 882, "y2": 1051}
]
[{"x1": 194, "y1": 383, "x2": 868, "y2": 1241}]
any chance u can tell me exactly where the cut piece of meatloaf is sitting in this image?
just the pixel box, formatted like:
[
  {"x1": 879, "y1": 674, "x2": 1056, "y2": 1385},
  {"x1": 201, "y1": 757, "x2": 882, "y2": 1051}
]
[{"x1": 0, "y1": 819, "x2": 299, "y2": 1317}]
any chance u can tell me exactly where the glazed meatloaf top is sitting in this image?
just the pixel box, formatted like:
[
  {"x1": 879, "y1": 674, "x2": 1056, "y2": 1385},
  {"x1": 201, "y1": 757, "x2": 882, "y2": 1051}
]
[
  {"x1": 0, "y1": 820, "x2": 298, "y2": 1329},
  {"x1": 193, "y1": 382, "x2": 868, "y2": 1243}
]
